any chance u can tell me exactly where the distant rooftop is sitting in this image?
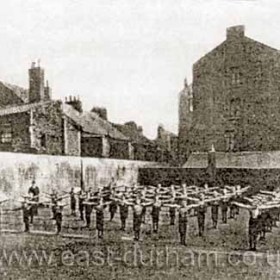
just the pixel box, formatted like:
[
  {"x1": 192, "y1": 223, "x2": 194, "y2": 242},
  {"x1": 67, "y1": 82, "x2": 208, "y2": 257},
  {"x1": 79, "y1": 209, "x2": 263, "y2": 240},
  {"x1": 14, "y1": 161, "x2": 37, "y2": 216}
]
[
  {"x1": 0, "y1": 81, "x2": 28, "y2": 104},
  {"x1": 62, "y1": 103, "x2": 128, "y2": 141},
  {"x1": 112, "y1": 121, "x2": 154, "y2": 145},
  {"x1": 0, "y1": 101, "x2": 129, "y2": 141}
]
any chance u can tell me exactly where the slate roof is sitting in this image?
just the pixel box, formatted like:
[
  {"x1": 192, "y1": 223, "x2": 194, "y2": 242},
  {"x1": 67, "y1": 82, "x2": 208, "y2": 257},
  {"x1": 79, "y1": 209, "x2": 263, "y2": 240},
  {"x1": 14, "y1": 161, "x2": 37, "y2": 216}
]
[
  {"x1": 62, "y1": 103, "x2": 128, "y2": 141},
  {"x1": 112, "y1": 122, "x2": 154, "y2": 145},
  {"x1": 0, "y1": 101, "x2": 52, "y2": 116},
  {"x1": 0, "y1": 82, "x2": 29, "y2": 103},
  {"x1": 0, "y1": 100, "x2": 129, "y2": 141}
]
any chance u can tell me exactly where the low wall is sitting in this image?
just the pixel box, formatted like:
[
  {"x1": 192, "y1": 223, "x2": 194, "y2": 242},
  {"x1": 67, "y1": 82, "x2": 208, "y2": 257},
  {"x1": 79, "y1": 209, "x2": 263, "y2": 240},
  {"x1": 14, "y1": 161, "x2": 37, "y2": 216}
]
[
  {"x1": 138, "y1": 167, "x2": 280, "y2": 190},
  {"x1": 138, "y1": 167, "x2": 207, "y2": 187},
  {"x1": 0, "y1": 152, "x2": 160, "y2": 198},
  {"x1": 184, "y1": 151, "x2": 280, "y2": 169}
]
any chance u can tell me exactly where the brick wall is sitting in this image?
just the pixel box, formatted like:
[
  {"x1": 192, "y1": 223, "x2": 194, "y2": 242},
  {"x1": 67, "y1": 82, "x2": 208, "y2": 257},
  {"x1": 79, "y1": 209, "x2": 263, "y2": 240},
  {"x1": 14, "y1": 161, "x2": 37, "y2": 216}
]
[
  {"x1": 109, "y1": 139, "x2": 130, "y2": 159},
  {"x1": 31, "y1": 101, "x2": 64, "y2": 155},
  {"x1": 139, "y1": 167, "x2": 280, "y2": 191},
  {"x1": 138, "y1": 167, "x2": 207, "y2": 187},
  {"x1": 125, "y1": 142, "x2": 158, "y2": 162},
  {"x1": 0, "y1": 152, "x2": 160, "y2": 199},
  {"x1": 64, "y1": 117, "x2": 80, "y2": 156},
  {"x1": 180, "y1": 26, "x2": 280, "y2": 155},
  {"x1": 0, "y1": 112, "x2": 30, "y2": 152},
  {"x1": 81, "y1": 136, "x2": 103, "y2": 157}
]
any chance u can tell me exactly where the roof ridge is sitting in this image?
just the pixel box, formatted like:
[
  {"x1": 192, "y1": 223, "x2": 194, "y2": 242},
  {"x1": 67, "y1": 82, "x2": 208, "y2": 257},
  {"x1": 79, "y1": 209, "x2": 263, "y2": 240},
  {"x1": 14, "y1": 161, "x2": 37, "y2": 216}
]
[
  {"x1": 0, "y1": 100, "x2": 53, "y2": 116},
  {"x1": 0, "y1": 81, "x2": 28, "y2": 103},
  {"x1": 62, "y1": 104, "x2": 128, "y2": 140},
  {"x1": 2, "y1": 81, "x2": 26, "y2": 91},
  {"x1": 87, "y1": 112, "x2": 128, "y2": 140}
]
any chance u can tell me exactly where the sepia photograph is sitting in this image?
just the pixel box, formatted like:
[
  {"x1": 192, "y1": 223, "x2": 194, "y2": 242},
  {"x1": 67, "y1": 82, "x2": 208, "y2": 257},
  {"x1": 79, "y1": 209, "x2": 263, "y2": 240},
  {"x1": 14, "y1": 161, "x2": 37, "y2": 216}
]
[{"x1": 0, "y1": 0, "x2": 280, "y2": 279}]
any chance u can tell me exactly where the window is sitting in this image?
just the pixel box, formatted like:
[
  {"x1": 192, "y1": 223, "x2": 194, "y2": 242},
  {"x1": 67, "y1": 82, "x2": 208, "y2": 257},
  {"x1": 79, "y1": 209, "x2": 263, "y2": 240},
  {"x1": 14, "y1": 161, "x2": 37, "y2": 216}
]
[
  {"x1": 231, "y1": 72, "x2": 242, "y2": 85},
  {"x1": 40, "y1": 134, "x2": 46, "y2": 148},
  {"x1": 230, "y1": 67, "x2": 242, "y2": 86},
  {"x1": 229, "y1": 98, "x2": 241, "y2": 118},
  {"x1": 1, "y1": 124, "x2": 12, "y2": 144}
]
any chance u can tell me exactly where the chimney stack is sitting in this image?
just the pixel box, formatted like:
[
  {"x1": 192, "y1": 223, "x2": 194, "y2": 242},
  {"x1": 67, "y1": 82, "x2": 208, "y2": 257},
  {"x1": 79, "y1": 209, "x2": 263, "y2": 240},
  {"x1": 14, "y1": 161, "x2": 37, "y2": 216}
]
[
  {"x1": 65, "y1": 95, "x2": 83, "y2": 113},
  {"x1": 44, "y1": 80, "x2": 52, "y2": 100},
  {"x1": 29, "y1": 60, "x2": 51, "y2": 103},
  {"x1": 157, "y1": 124, "x2": 165, "y2": 139},
  {"x1": 226, "y1": 25, "x2": 245, "y2": 40},
  {"x1": 137, "y1": 126, "x2": 143, "y2": 135}
]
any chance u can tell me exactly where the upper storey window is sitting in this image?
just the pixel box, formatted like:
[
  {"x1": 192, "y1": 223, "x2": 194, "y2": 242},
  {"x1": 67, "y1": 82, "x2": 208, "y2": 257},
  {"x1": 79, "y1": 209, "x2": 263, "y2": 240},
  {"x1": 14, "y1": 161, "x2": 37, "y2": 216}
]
[
  {"x1": 230, "y1": 67, "x2": 242, "y2": 86},
  {"x1": 0, "y1": 124, "x2": 12, "y2": 144},
  {"x1": 229, "y1": 98, "x2": 241, "y2": 118}
]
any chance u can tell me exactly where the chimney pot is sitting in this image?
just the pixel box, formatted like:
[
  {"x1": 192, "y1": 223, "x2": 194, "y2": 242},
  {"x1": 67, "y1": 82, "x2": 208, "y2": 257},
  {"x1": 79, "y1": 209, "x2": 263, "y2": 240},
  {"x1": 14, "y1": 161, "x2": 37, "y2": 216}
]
[
  {"x1": 29, "y1": 62, "x2": 45, "y2": 103},
  {"x1": 65, "y1": 95, "x2": 83, "y2": 113}
]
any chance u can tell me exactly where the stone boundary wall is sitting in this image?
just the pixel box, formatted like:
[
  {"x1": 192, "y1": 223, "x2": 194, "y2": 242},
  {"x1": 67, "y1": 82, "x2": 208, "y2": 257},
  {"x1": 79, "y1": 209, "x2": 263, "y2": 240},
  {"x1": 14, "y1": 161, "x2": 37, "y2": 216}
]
[
  {"x1": 0, "y1": 152, "x2": 160, "y2": 198},
  {"x1": 139, "y1": 167, "x2": 280, "y2": 191},
  {"x1": 184, "y1": 151, "x2": 280, "y2": 169}
]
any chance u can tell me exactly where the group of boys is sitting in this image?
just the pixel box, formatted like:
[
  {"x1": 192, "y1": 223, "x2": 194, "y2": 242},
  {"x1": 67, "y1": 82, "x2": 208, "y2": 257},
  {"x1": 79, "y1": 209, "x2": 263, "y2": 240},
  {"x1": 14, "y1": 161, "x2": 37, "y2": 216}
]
[
  {"x1": 69, "y1": 183, "x2": 246, "y2": 244},
  {"x1": 14, "y1": 181, "x2": 280, "y2": 251}
]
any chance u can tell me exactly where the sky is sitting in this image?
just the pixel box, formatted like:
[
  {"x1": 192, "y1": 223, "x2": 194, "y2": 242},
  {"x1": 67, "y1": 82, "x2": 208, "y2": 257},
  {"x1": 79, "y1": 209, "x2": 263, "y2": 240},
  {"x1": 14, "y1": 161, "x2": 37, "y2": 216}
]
[{"x1": 0, "y1": 0, "x2": 278, "y2": 138}]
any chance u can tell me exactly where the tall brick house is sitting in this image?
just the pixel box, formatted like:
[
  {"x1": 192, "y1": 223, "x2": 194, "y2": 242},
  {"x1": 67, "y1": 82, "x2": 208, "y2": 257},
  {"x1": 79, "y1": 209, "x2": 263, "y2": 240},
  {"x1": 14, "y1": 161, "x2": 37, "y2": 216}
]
[{"x1": 179, "y1": 25, "x2": 280, "y2": 160}]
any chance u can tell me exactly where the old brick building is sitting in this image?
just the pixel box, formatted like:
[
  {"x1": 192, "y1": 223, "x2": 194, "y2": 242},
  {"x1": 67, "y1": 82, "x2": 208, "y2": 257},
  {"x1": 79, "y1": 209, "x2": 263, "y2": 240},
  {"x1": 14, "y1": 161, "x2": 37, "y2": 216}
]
[
  {"x1": 0, "y1": 62, "x2": 132, "y2": 159},
  {"x1": 0, "y1": 100, "x2": 81, "y2": 155},
  {"x1": 63, "y1": 102, "x2": 132, "y2": 159},
  {"x1": 179, "y1": 25, "x2": 280, "y2": 161},
  {"x1": 0, "y1": 62, "x2": 167, "y2": 162},
  {"x1": 112, "y1": 121, "x2": 157, "y2": 161},
  {"x1": 155, "y1": 125, "x2": 178, "y2": 164},
  {"x1": 0, "y1": 62, "x2": 76, "y2": 155},
  {"x1": 0, "y1": 62, "x2": 50, "y2": 109}
]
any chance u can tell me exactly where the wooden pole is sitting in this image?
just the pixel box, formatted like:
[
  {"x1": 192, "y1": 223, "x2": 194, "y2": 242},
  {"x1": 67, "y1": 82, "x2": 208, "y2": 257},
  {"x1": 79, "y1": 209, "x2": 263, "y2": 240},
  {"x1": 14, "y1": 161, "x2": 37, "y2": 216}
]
[{"x1": 80, "y1": 158, "x2": 84, "y2": 191}]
